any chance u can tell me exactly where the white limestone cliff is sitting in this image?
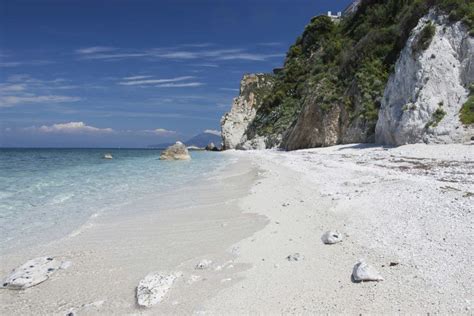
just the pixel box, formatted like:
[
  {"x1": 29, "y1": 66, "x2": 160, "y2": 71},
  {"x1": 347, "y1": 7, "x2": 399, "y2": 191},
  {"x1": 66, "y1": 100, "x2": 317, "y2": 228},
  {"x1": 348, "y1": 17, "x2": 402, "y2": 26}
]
[
  {"x1": 220, "y1": 74, "x2": 274, "y2": 150},
  {"x1": 376, "y1": 11, "x2": 474, "y2": 145}
]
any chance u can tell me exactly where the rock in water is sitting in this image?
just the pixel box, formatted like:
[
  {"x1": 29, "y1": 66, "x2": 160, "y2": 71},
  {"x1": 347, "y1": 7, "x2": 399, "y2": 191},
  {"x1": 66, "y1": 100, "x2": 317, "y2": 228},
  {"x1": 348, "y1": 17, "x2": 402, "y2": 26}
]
[
  {"x1": 159, "y1": 141, "x2": 191, "y2": 160},
  {"x1": 136, "y1": 272, "x2": 180, "y2": 307},
  {"x1": 205, "y1": 143, "x2": 218, "y2": 151},
  {"x1": 352, "y1": 260, "x2": 384, "y2": 282},
  {"x1": 195, "y1": 259, "x2": 213, "y2": 270},
  {"x1": 321, "y1": 231, "x2": 343, "y2": 244},
  {"x1": 1, "y1": 257, "x2": 71, "y2": 290}
]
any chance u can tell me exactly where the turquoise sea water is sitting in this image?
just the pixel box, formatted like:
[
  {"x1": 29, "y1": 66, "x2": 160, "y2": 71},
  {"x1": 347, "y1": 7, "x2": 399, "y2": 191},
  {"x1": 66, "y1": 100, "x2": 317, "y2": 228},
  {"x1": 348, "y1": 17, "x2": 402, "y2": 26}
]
[{"x1": 0, "y1": 149, "x2": 229, "y2": 254}]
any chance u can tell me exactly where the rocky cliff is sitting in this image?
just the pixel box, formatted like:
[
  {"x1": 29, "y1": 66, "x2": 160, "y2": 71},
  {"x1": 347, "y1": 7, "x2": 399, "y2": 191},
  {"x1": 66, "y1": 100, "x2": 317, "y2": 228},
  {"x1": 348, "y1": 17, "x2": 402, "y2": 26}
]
[
  {"x1": 221, "y1": 0, "x2": 474, "y2": 150},
  {"x1": 376, "y1": 11, "x2": 474, "y2": 145},
  {"x1": 221, "y1": 74, "x2": 274, "y2": 149}
]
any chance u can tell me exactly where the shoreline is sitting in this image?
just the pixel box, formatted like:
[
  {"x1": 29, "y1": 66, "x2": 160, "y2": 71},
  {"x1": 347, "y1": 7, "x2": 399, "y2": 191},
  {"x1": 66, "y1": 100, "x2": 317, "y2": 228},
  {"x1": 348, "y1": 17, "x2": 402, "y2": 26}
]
[
  {"x1": 1, "y1": 143, "x2": 473, "y2": 314},
  {"x1": 0, "y1": 155, "x2": 267, "y2": 315}
]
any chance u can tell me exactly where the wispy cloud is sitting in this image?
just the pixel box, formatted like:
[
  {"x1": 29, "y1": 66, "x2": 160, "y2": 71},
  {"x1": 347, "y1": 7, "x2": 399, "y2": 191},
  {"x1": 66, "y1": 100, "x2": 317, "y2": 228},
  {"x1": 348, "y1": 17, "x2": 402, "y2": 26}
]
[
  {"x1": 0, "y1": 83, "x2": 26, "y2": 93},
  {"x1": 75, "y1": 45, "x2": 284, "y2": 63},
  {"x1": 122, "y1": 75, "x2": 153, "y2": 81},
  {"x1": 156, "y1": 82, "x2": 204, "y2": 88},
  {"x1": 0, "y1": 60, "x2": 54, "y2": 68},
  {"x1": 118, "y1": 76, "x2": 194, "y2": 86},
  {"x1": 141, "y1": 128, "x2": 176, "y2": 135},
  {"x1": 219, "y1": 87, "x2": 239, "y2": 92},
  {"x1": 117, "y1": 75, "x2": 204, "y2": 88},
  {"x1": 203, "y1": 129, "x2": 220, "y2": 136},
  {"x1": 0, "y1": 75, "x2": 82, "y2": 108},
  {"x1": 76, "y1": 46, "x2": 117, "y2": 54},
  {"x1": 0, "y1": 95, "x2": 81, "y2": 108},
  {"x1": 25, "y1": 122, "x2": 113, "y2": 134}
]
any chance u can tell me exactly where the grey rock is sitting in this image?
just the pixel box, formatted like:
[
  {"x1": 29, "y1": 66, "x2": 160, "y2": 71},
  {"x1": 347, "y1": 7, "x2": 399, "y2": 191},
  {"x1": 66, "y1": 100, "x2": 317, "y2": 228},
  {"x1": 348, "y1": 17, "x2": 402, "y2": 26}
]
[{"x1": 1, "y1": 257, "x2": 71, "y2": 290}]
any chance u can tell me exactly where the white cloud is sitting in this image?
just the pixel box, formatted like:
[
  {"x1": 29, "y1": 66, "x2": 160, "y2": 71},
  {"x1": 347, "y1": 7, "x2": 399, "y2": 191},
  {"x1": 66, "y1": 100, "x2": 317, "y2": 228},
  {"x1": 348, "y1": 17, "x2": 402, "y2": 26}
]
[
  {"x1": 75, "y1": 46, "x2": 284, "y2": 63},
  {"x1": 156, "y1": 82, "x2": 204, "y2": 88},
  {"x1": 122, "y1": 75, "x2": 153, "y2": 80},
  {"x1": 0, "y1": 84, "x2": 26, "y2": 92},
  {"x1": 76, "y1": 46, "x2": 117, "y2": 54},
  {"x1": 0, "y1": 95, "x2": 81, "y2": 108},
  {"x1": 27, "y1": 122, "x2": 114, "y2": 134},
  {"x1": 203, "y1": 129, "x2": 221, "y2": 136},
  {"x1": 118, "y1": 76, "x2": 194, "y2": 86},
  {"x1": 219, "y1": 87, "x2": 239, "y2": 92},
  {"x1": 141, "y1": 128, "x2": 176, "y2": 135},
  {"x1": 0, "y1": 60, "x2": 53, "y2": 68}
]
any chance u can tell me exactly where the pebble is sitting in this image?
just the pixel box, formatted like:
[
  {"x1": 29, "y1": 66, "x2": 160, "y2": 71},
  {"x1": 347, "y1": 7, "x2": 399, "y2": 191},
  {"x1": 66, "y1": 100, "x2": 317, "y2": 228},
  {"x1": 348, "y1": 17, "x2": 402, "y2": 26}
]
[
  {"x1": 321, "y1": 231, "x2": 343, "y2": 244},
  {"x1": 195, "y1": 259, "x2": 213, "y2": 270},
  {"x1": 286, "y1": 253, "x2": 304, "y2": 262}
]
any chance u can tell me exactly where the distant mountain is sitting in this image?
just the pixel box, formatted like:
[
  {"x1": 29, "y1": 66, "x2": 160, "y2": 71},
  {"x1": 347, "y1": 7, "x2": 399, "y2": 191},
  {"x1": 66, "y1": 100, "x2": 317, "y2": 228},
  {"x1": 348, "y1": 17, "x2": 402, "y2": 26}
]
[
  {"x1": 148, "y1": 131, "x2": 221, "y2": 149},
  {"x1": 185, "y1": 132, "x2": 221, "y2": 148}
]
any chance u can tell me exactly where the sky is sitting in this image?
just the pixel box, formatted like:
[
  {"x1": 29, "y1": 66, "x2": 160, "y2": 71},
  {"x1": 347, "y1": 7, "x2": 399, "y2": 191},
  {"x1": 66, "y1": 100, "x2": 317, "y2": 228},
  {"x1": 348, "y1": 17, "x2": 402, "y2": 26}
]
[{"x1": 0, "y1": 0, "x2": 352, "y2": 148}]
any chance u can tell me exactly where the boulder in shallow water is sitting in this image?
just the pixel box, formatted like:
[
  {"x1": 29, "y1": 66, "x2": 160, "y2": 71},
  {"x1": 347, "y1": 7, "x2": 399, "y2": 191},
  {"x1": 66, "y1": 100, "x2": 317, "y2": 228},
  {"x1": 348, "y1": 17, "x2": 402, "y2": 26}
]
[
  {"x1": 136, "y1": 272, "x2": 181, "y2": 307},
  {"x1": 159, "y1": 141, "x2": 191, "y2": 160},
  {"x1": 205, "y1": 142, "x2": 218, "y2": 151},
  {"x1": 352, "y1": 259, "x2": 384, "y2": 282},
  {"x1": 1, "y1": 257, "x2": 71, "y2": 290},
  {"x1": 321, "y1": 231, "x2": 343, "y2": 244}
]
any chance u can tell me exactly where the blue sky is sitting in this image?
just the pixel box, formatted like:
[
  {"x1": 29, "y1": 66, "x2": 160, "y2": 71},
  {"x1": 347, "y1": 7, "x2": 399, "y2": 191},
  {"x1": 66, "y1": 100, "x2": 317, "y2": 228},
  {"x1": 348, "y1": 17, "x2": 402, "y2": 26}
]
[{"x1": 0, "y1": 0, "x2": 352, "y2": 147}]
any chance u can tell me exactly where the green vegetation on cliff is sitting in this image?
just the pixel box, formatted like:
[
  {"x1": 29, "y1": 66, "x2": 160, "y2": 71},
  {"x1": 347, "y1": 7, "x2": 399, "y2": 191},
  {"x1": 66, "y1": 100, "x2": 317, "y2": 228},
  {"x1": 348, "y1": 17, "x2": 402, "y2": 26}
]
[
  {"x1": 248, "y1": 0, "x2": 474, "y2": 140},
  {"x1": 460, "y1": 85, "x2": 474, "y2": 125}
]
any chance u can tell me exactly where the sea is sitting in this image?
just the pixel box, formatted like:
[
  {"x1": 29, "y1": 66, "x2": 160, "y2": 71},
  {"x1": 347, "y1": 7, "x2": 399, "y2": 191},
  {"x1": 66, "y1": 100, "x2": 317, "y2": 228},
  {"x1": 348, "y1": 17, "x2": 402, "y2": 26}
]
[{"x1": 0, "y1": 148, "x2": 230, "y2": 254}]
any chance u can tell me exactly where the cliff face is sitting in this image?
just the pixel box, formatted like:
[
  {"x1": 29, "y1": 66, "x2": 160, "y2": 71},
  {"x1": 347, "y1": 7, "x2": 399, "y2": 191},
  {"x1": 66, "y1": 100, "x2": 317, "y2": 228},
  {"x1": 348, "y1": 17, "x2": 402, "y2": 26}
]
[
  {"x1": 376, "y1": 12, "x2": 474, "y2": 145},
  {"x1": 220, "y1": 74, "x2": 274, "y2": 150},
  {"x1": 221, "y1": 0, "x2": 474, "y2": 150}
]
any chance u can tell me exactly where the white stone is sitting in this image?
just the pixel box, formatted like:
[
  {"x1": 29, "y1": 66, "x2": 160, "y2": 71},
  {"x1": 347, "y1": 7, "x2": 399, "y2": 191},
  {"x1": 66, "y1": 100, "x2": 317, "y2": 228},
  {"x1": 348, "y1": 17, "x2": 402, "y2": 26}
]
[
  {"x1": 195, "y1": 259, "x2": 212, "y2": 270},
  {"x1": 376, "y1": 11, "x2": 474, "y2": 145},
  {"x1": 136, "y1": 272, "x2": 180, "y2": 307},
  {"x1": 352, "y1": 260, "x2": 384, "y2": 282},
  {"x1": 321, "y1": 231, "x2": 343, "y2": 244},
  {"x1": 1, "y1": 257, "x2": 71, "y2": 290}
]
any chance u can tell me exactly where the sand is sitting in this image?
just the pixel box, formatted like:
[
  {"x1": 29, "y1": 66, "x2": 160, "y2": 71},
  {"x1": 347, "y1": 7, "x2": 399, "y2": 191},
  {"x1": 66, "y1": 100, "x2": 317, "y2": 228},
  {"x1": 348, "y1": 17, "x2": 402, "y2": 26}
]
[{"x1": 1, "y1": 143, "x2": 473, "y2": 314}]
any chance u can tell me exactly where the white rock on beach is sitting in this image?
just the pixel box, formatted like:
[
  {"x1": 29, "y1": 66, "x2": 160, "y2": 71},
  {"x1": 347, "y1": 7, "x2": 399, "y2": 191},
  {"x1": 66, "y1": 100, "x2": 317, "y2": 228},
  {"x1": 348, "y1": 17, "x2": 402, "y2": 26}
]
[
  {"x1": 1, "y1": 257, "x2": 71, "y2": 290},
  {"x1": 195, "y1": 259, "x2": 213, "y2": 270},
  {"x1": 136, "y1": 272, "x2": 181, "y2": 307},
  {"x1": 352, "y1": 260, "x2": 384, "y2": 282},
  {"x1": 321, "y1": 231, "x2": 343, "y2": 244}
]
